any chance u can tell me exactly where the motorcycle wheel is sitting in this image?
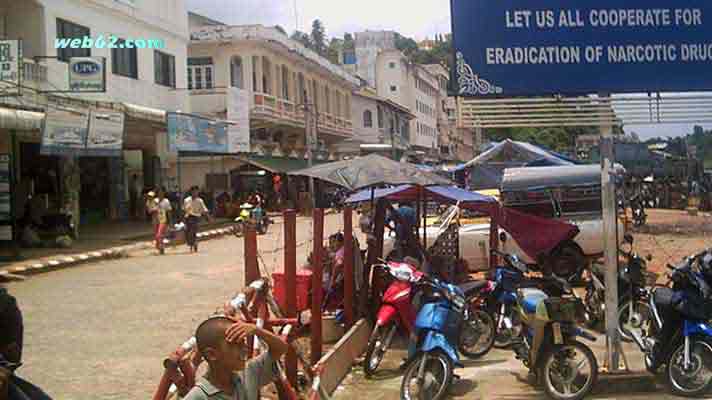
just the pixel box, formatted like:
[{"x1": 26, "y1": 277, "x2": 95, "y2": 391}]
[
  {"x1": 400, "y1": 350, "x2": 453, "y2": 400},
  {"x1": 233, "y1": 222, "x2": 244, "y2": 237},
  {"x1": 459, "y1": 308, "x2": 496, "y2": 359},
  {"x1": 667, "y1": 337, "x2": 712, "y2": 397},
  {"x1": 541, "y1": 341, "x2": 598, "y2": 400},
  {"x1": 617, "y1": 299, "x2": 652, "y2": 343},
  {"x1": 583, "y1": 286, "x2": 604, "y2": 330},
  {"x1": 494, "y1": 308, "x2": 521, "y2": 349},
  {"x1": 363, "y1": 324, "x2": 391, "y2": 377}
]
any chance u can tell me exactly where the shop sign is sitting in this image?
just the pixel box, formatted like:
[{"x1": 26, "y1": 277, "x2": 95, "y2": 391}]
[
  {"x1": 0, "y1": 154, "x2": 13, "y2": 242},
  {"x1": 227, "y1": 87, "x2": 250, "y2": 153},
  {"x1": 41, "y1": 108, "x2": 90, "y2": 156},
  {"x1": 0, "y1": 40, "x2": 21, "y2": 96},
  {"x1": 166, "y1": 112, "x2": 229, "y2": 153},
  {"x1": 86, "y1": 111, "x2": 124, "y2": 156},
  {"x1": 69, "y1": 57, "x2": 106, "y2": 92}
]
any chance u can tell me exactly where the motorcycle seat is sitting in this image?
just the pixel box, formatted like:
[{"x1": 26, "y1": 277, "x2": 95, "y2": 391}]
[
  {"x1": 459, "y1": 280, "x2": 489, "y2": 296},
  {"x1": 519, "y1": 288, "x2": 549, "y2": 315}
]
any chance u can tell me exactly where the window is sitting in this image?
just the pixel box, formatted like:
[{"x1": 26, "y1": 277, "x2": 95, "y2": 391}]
[
  {"x1": 377, "y1": 105, "x2": 384, "y2": 128},
  {"x1": 187, "y1": 57, "x2": 213, "y2": 90},
  {"x1": 262, "y1": 57, "x2": 272, "y2": 94},
  {"x1": 363, "y1": 110, "x2": 373, "y2": 128},
  {"x1": 324, "y1": 86, "x2": 330, "y2": 114},
  {"x1": 281, "y1": 65, "x2": 290, "y2": 100},
  {"x1": 56, "y1": 18, "x2": 90, "y2": 62},
  {"x1": 390, "y1": 85, "x2": 397, "y2": 92},
  {"x1": 252, "y1": 56, "x2": 259, "y2": 91},
  {"x1": 389, "y1": 62, "x2": 396, "y2": 69},
  {"x1": 297, "y1": 73, "x2": 306, "y2": 104},
  {"x1": 311, "y1": 80, "x2": 319, "y2": 109},
  {"x1": 230, "y1": 56, "x2": 244, "y2": 89},
  {"x1": 154, "y1": 51, "x2": 176, "y2": 88},
  {"x1": 112, "y1": 38, "x2": 138, "y2": 79}
]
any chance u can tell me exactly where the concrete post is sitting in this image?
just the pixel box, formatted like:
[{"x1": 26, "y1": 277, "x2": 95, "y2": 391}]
[
  {"x1": 344, "y1": 206, "x2": 354, "y2": 327},
  {"x1": 312, "y1": 209, "x2": 324, "y2": 364},
  {"x1": 283, "y1": 209, "x2": 298, "y2": 387},
  {"x1": 600, "y1": 111, "x2": 621, "y2": 372}
]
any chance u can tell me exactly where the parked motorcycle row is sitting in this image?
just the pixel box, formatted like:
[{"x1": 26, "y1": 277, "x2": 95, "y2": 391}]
[{"x1": 365, "y1": 241, "x2": 712, "y2": 400}]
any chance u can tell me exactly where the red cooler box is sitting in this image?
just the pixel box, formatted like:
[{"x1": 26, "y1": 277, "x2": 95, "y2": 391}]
[{"x1": 272, "y1": 268, "x2": 312, "y2": 312}]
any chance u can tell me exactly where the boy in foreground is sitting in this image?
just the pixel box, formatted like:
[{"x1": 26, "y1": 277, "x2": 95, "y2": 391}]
[{"x1": 183, "y1": 317, "x2": 288, "y2": 400}]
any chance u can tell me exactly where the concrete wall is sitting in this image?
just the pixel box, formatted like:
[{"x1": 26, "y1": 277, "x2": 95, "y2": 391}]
[
  {"x1": 0, "y1": 1, "x2": 46, "y2": 58},
  {"x1": 32, "y1": 0, "x2": 189, "y2": 111},
  {"x1": 351, "y1": 94, "x2": 381, "y2": 144},
  {"x1": 164, "y1": 157, "x2": 245, "y2": 193}
]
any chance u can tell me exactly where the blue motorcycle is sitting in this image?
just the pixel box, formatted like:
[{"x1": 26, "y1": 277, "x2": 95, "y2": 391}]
[
  {"x1": 629, "y1": 247, "x2": 712, "y2": 397},
  {"x1": 400, "y1": 274, "x2": 467, "y2": 400}
]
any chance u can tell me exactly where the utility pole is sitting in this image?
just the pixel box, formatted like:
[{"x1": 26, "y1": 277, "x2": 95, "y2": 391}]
[
  {"x1": 303, "y1": 90, "x2": 316, "y2": 210},
  {"x1": 600, "y1": 94, "x2": 622, "y2": 372}
]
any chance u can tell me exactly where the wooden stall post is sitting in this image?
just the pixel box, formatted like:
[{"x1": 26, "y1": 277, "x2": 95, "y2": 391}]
[
  {"x1": 366, "y1": 199, "x2": 387, "y2": 317},
  {"x1": 244, "y1": 226, "x2": 260, "y2": 285},
  {"x1": 284, "y1": 209, "x2": 298, "y2": 387},
  {"x1": 312, "y1": 208, "x2": 324, "y2": 364},
  {"x1": 489, "y1": 215, "x2": 499, "y2": 270},
  {"x1": 344, "y1": 206, "x2": 355, "y2": 328}
]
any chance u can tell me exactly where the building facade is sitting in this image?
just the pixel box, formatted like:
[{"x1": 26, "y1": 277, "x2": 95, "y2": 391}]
[
  {"x1": 0, "y1": 0, "x2": 190, "y2": 231},
  {"x1": 185, "y1": 15, "x2": 358, "y2": 203}
]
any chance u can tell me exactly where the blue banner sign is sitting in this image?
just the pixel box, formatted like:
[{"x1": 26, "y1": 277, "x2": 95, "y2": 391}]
[
  {"x1": 451, "y1": 0, "x2": 712, "y2": 97},
  {"x1": 166, "y1": 112, "x2": 228, "y2": 153}
]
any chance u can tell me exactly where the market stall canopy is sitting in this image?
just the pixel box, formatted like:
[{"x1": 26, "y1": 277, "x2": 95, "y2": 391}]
[
  {"x1": 289, "y1": 154, "x2": 452, "y2": 190},
  {"x1": 456, "y1": 139, "x2": 577, "y2": 190},
  {"x1": 502, "y1": 164, "x2": 626, "y2": 192},
  {"x1": 345, "y1": 184, "x2": 497, "y2": 213}
]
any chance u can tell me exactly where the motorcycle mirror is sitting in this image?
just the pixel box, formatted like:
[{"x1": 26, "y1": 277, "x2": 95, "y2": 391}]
[
  {"x1": 624, "y1": 233, "x2": 634, "y2": 244},
  {"x1": 499, "y1": 232, "x2": 507, "y2": 243}
]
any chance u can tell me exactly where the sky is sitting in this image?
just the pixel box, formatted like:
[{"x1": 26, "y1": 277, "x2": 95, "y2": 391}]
[{"x1": 185, "y1": 0, "x2": 710, "y2": 140}]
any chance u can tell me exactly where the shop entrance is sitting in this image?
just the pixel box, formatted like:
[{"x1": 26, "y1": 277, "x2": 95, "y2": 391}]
[
  {"x1": 18, "y1": 142, "x2": 61, "y2": 220},
  {"x1": 78, "y1": 157, "x2": 111, "y2": 225}
]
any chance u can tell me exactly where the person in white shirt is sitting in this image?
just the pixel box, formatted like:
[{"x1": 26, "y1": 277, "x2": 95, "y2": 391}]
[{"x1": 183, "y1": 186, "x2": 210, "y2": 253}]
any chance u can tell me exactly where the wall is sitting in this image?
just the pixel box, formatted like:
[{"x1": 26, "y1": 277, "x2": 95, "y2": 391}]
[
  {"x1": 351, "y1": 94, "x2": 380, "y2": 144},
  {"x1": 165, "y1": 157, "x2": 244, "y2": 192},
  {"x1": 0, "y1": 1, "x2": 45, "y2": 58},
  {"x1": 37, "y1": 0, "x2": 189, "y2": 111}
]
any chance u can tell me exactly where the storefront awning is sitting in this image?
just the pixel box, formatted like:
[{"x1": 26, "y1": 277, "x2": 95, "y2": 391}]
[
  {"x1": 242, "y1": 156, "x2": 329, "y2": 174},
  {"x1": 0, "y1": 107, "x2": 44, "y2": 131},
  {"x1": 121, "y1": 102, "x2": 166, "y2": 124}
]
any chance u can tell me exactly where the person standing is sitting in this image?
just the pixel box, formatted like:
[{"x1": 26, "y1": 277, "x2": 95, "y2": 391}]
[
  {"x1": 156, "y1": 188, "x2": 172, "y2": 255},
  {"x1": 146, "y1": 190, "x2": 159, "y2": 238},
  {"x1": 184, "y1": 186, "x2": 210, "y2": 253}
]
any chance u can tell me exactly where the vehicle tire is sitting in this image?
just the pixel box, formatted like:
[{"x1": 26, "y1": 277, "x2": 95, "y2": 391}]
[
  {"x1": 233, "y1": 222, "x2": 244, "y2": 237},
  {"x1": 459, "y1": 308, "x2": 496, "y2": 359},
  {"x1": 400, "y1": 350, "x2": 453, "y2": 400},
  {"x1": 617, "y1": 298, "x2": 652, "y2": 343},
  {"x1": 363, "y1": 324, "x2": 389, "y2": 377},
  {"x1": 541, "y1": 341, "x2": 598, "y2": 400},
  {"x1": 549, "y1": 243, "x2": 586, "y2": 283},
  {"x1": 666, "y1": 337, "x2": 712, "y2": 397},
  {"x1": 494, "y1": 307, "x2": 520, "y2": 349}
]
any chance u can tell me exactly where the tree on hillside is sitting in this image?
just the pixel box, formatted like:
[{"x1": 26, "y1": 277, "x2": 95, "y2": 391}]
[
  {"x1": 291, "y1": 31, "x2": 312, "y2": 48},
  {"x1": 394, "y1": 33, "x2": 419, "y2": 58},
  {"x1": 310, "y1": 19, "x2": 327, "y2": 56},
  {"x1": 343, "y1": 33, "x2": 355, "y2": 52},
  {"x1": 327, "y1": 38, "x2": 343, "y2": 64}
]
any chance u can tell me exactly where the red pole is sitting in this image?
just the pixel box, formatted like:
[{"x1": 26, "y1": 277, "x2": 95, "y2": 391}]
[
  {"x1": 343, "y1": 206, "x2": 354, "y2": 328},
  {"x1": 311, "y1": 208, "x2": 324, "y2": 364},
  {"x1": 245, "y1": 226, "x2": 259, "y2": 285},
  {"x1": 284, "y1": 209, "x2": 298, "y2": 387}
]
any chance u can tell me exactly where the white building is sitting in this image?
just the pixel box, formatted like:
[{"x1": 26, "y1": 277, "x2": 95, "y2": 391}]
[
  {"x1": 0, "y1": 0, "x2": 190, "y2": 228},
  {"x1": 352, "y1": 31, "x2": 442, "y2": 159}
]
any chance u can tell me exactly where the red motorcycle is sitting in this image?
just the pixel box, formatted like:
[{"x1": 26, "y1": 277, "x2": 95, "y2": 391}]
[{"x1": 363, "y1": 261, "x2": 422, "y2": 377}]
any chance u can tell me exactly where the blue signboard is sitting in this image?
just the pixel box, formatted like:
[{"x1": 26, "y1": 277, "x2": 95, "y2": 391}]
[
  {"x1": 451, "y1": 0, "x2": 712, "y2": 97},
  {"x1": 166, "y1": 112, "x2": 228, "y2": 153}
]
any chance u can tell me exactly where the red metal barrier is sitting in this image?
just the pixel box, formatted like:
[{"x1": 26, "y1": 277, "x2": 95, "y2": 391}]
[
  {"x1": 245, "y1": 226, "x2": 260, "y2": 286},
  {"x1": 343, "y1": 207, "x2": 354, "y2": 328},
  {"x1": 284, "y1": 209, "x2": 298, "y2": 387},
  {"x1": 312, "y1": 208, "x2": 324, "y2": 364}
]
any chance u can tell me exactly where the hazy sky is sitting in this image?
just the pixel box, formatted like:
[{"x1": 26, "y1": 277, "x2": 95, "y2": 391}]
[{"x1": 185, "y1": 0, "x2": 710, "y2": 139}]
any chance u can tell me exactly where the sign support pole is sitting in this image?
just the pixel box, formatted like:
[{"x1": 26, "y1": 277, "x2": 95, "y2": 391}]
[{"x1": 600, "y1": 94, "x2": 621, "y2": 372}]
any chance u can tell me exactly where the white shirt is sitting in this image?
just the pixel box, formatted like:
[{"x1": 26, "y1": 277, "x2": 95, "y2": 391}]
[{"x1": 184, "y1": 195, "x2": 208, "y2": 217}]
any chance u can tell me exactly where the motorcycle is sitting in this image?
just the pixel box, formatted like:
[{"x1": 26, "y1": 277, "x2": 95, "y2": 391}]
[
  {"x1": 363, "y1": 262, "x2": 422, "y2": 377},
  {"x1": 400, "y1": 274, "x2": 467, "y2": 400},
  {"x1": 628, "y1": 250, "x2": 712, "y2": 397},
  {"x1": 630, "y1": 194, "x2": 647, "y2": 227},
  {"x1": 233, "y1": 207, "x2": 251, "y2": 237},
  {"x1": 583, "y1": 234, "x2": 654, "y2": 342},
  {"x1": 233, "y1": 205, "x2": 271, "y2": 236},
  {"x1": 508, "y1": 256, "x2": 599, "y2": 400}
]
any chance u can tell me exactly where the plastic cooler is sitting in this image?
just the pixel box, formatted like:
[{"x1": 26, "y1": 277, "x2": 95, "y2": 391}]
[{"x1": 272, "y1": 268, "x2": 312, "y2": 312}]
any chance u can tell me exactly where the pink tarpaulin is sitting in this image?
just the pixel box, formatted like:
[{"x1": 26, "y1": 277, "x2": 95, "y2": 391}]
[{"x1": 494, "y1": 207, "x2": 580, "y2": 261}]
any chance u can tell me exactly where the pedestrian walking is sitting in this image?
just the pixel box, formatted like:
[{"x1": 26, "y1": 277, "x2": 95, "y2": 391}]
[
  {"x1": 155, "y1": 188, "x2": 172, "y2": 255},
  {"x1": 183, "y1": 186, "x2": 211, "y2": 253},
  {"x1": 146, "y1": 190, "x2": 159, "y2": 237}
]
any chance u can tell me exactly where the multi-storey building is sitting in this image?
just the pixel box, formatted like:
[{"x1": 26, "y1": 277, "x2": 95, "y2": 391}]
[
  {"x1": 185, "y1": 13, "x2": 358, "y2": 200},
  {"x1": 0, "y1": 0, "x2": 190, "y2": 230}
]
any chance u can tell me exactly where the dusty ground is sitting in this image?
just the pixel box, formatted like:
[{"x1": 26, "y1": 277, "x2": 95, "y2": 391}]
[{"x1": 630, "y1": 209, "x2": 712, "y2": 279}]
